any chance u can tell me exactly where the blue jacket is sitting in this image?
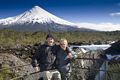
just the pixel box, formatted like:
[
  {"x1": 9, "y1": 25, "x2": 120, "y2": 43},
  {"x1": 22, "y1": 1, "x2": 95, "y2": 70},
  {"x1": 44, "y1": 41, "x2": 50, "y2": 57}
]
[{"x1": 55, "y1": 46, "x2": 72, "y2": 73}]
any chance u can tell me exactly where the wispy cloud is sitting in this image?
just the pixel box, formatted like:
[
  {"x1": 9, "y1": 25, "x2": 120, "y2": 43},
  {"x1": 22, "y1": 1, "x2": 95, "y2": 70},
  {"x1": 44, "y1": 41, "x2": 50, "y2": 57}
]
[
  {"x1": 109, "y1": 3, "x2": 120, "y2": 17},
  {"x1": 76, "y1": 22, "x2": 120, "y2": 31},
  {"x1": 110, "y1": 12, "x2": 120, "y2": 16}
]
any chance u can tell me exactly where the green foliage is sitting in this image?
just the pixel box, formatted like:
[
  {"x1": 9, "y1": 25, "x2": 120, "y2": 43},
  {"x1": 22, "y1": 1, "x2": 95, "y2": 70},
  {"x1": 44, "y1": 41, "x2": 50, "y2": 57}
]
[
  {"x1": 104, "y1": 63, "x2": 120, "y2": 80},
  {"x1": 0, "y1": 64, "x2": 15, "y2": 80},
  {"x1": 0, "y1": 30, "x2": 120, "y2": 46}
]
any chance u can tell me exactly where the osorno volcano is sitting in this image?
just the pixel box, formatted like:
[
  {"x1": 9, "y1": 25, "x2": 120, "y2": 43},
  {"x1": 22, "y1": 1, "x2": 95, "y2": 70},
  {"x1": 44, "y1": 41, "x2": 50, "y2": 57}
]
[{"x1": 0, "y1": 6, "x2": 93, "y2": 32}]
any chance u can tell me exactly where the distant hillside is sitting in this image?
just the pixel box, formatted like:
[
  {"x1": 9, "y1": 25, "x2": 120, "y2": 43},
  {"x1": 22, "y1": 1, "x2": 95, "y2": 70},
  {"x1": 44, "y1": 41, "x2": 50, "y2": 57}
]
[{"x1": 0, "y1": 30, "x2": 120, "y2": 46}]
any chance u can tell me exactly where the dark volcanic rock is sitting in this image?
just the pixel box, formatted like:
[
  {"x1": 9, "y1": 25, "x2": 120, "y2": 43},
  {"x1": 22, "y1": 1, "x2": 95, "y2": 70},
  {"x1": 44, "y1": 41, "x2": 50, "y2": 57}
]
[{"x1": 105, "y1": 40, "x2": 120, "y2": 55}]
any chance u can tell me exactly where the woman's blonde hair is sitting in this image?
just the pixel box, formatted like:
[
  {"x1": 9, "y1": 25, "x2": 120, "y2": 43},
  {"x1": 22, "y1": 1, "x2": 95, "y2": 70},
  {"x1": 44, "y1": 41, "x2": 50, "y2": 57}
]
[{"x1": 60, "y1": 38, "x2": 68, "y2": 44}]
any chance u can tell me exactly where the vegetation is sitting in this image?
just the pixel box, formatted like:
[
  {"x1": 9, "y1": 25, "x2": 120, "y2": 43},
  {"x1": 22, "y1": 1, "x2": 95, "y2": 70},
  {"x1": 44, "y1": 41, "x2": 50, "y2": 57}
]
[
  {"x1": 0, "y1": 30, "x2": 120, "y2": 80},
  {"x1": 0, "y1": 30, "x2": 120, "y2": 46},
  {"x1": 105, "y1": 63, "x2": 120, "y2": 80},
  {"x1": 0, "y1": 64, "x2": 15, "y2": 80}
]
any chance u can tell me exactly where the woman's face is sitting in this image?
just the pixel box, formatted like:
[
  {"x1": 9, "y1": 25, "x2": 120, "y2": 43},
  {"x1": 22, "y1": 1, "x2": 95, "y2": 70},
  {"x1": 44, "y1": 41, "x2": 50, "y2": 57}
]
[{"x1": 60, "y1": 40, "x2": 68, "y2": 50}]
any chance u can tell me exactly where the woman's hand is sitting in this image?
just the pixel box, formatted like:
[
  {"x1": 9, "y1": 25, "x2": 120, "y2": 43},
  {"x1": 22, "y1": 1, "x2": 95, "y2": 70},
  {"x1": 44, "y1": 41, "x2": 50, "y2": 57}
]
[
  {"x1": 34, "y1": 67, "x2": 40, "y2": 72},
  {"x1": 67, "y1": 53, "x2": 73, "y2": 59}
]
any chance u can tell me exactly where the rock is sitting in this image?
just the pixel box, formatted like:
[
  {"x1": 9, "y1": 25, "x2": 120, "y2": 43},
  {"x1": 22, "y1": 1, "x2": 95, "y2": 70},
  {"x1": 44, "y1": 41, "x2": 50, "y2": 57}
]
[
  {"x1": 71, "y1": 50, "x2": 106, "y2": 80},
  {"x1": 0, "y1": 53, "x2": 35, "y2": 80}
]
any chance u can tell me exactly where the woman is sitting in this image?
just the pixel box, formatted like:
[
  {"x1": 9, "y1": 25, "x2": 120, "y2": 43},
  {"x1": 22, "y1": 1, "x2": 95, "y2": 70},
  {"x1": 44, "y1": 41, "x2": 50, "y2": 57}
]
[{"x1": 55, "y1": 38, "x2": 73, "y2": 80}]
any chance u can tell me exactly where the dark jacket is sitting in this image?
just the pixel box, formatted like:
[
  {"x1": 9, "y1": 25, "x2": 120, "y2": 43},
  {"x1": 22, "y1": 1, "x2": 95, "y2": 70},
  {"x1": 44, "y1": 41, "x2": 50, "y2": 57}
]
[
  {"x1": 55, "y1": 46, "x2": 72, "y2": 74},
  {"x1": 31, "y1": 44, "x2": 57, "y2": 72}
]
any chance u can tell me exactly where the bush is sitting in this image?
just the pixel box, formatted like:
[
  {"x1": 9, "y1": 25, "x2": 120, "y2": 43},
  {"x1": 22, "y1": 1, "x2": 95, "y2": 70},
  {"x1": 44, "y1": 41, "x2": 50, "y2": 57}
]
[{"x1": 0, "y1": 64, "x2": 15, "y2": 80}]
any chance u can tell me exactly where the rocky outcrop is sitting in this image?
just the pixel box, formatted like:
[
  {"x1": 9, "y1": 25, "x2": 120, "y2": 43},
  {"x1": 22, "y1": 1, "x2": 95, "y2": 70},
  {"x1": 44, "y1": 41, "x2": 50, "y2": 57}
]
[
  {"x1": 0, "y1": 40, "x2": 119, "y2": 80},
  {"x1": 0, "y1": 44, "x2": 40, "y2": 80},
  {"x1": 0, "y1": 53, "x2": 36, "y2": 80},
  {"x1": 71, "y1": 50, "x2": 107, "y2": 80},
  {"x1": 105, "y1": 40, "x2": 120, "y2": 55},
  {"x1": 0, "y1": 44, "x2": 109, "y2": 80},
  {"x1": 0, "y1": 43, "x2": 40, "y2": 63}
]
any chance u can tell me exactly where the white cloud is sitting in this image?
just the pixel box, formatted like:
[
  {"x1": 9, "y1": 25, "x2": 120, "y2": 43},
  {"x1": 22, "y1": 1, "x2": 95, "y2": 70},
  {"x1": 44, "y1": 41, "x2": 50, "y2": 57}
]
[
  {"x1": 76, "y1": 22, "x2": 120, "y2": 31},
  {"x1": 110, "y1": 12, "x2": 120, "y2": 16},
  {"x1": 110, "y1": 3, "x2": 120, "y2": 16}
]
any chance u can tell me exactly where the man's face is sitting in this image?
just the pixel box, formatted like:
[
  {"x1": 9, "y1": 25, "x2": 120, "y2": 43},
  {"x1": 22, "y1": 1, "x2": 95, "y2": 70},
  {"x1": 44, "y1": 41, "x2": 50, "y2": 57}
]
[
  {"x1": 47, "y1": 37, "x2": 54, "y2": 45},
  {"x1": 60, "y1": 40, "x2": 68, "y2": 50}
]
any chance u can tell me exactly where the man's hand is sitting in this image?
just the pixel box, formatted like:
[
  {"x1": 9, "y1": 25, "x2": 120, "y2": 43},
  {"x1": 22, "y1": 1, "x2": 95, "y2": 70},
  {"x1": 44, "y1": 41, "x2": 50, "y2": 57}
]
[{"x1": 34, "y1": 67, "x2": 40, "y2": 72}]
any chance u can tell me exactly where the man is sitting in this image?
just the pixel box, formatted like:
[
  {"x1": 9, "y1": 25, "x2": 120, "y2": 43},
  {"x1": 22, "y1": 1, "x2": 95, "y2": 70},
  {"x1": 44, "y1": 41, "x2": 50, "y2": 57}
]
[
  {"x1": 31, "y1": 34, "x2": 61, "y2": 80},
  {"x1": 55, "y1": 38, "x2": 73, "y2": 80}
]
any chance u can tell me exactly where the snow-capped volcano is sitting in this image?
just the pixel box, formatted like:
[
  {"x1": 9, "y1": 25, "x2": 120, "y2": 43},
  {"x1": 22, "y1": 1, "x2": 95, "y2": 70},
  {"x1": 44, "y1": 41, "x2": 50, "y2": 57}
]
[
  {"x1": 0, "y1": 6, "x2": 93, "y2": 31},
  {"x1": 0, "y1": 6, "x2": 76, "y2": 25}
]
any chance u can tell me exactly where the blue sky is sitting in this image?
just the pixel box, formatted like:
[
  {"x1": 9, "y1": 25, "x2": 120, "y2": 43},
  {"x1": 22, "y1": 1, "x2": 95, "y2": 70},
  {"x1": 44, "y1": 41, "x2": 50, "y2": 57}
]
[{"x1": 0, "y1": 0, "x2": 120, "y2": 24}]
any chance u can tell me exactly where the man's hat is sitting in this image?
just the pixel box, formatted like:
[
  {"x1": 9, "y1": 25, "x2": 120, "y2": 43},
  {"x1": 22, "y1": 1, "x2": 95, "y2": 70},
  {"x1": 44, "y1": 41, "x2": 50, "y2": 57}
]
[{"x1": 46, "y1": 34, "x2": 54, "y2": 39}]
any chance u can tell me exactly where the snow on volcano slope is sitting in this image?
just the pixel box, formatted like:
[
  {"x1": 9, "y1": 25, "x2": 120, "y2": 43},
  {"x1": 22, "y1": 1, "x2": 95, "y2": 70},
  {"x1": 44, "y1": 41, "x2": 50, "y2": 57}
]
[{"x1": 0, "y1": 6, "x2": 94, "y2": 31}]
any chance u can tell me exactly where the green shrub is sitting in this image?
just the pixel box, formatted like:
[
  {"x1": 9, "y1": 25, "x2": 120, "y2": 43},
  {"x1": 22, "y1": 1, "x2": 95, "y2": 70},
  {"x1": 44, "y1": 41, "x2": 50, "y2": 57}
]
[
  {"x1": 0, "y1": 64, "x2": 15, "y2": 80},
  {"x1": 0, "y1": 30, "x2": 120, "y2": 46}
]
